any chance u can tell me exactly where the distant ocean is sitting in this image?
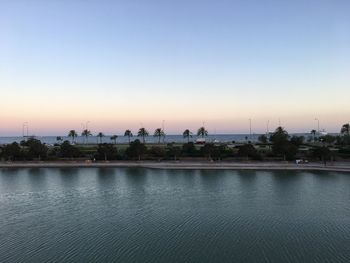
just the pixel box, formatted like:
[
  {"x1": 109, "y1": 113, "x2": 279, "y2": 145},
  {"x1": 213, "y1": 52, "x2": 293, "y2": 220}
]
[{"x1": 0, "y1": 133, "x2": 316, "y2": 145}]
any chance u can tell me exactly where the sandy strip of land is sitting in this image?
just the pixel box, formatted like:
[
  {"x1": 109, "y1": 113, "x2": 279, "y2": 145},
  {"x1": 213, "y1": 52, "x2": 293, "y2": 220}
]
[{"x1": 1, "y1": 161, "x2": 350, "y2": 172}]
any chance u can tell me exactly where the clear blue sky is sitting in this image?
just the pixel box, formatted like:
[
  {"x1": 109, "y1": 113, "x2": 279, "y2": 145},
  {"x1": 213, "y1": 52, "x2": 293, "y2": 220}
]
[{"x1": 1, "y1": 0, "x2": 349, "y2": 135}]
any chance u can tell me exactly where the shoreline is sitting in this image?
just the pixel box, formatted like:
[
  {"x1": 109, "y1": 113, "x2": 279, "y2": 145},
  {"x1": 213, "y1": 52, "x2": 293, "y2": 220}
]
[{"x1": 1, "y1": 161, "x2": 350, "y2": 172}]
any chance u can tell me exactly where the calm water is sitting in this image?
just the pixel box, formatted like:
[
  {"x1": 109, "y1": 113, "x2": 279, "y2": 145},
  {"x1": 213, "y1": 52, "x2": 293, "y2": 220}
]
[{"x1": 0, "y1": 168, "x2": 349, "y2": 262}]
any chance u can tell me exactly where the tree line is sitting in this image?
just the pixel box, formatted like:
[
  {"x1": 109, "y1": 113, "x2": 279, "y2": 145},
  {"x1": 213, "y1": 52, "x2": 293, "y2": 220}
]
[
  {"x1": 1, "y1": 124, "x2": 349, "y2": 164},
  {"x1": 66, "y1": 126, "x2": 207, "y2": 144}
]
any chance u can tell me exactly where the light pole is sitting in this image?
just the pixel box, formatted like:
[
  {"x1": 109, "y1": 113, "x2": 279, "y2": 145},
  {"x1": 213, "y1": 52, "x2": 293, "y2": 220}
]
[
  {"x1": 249, "y1": 118, "x2": 252, "y2": 140},
  {"x1": 266, "y1": 120, "x2": 270, "y2": 135},
  {"x1": 22, "y1": 122, "x2": 28, "y2": 137},
  {"x1": 162, "y1": 120, "x2": 165, "y2": 143},
  {"x1": 315, "y1": 118, "x2": 320, "y2": 133}
]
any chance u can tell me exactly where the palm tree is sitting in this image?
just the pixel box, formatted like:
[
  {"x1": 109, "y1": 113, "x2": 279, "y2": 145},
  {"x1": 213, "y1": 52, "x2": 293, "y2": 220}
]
[
  {"x1": 81, "y1": 129, "x2": 92, "y2": 144},
  {"x1": 153, "y1": 128, "x2": 165, "y2": 144},
  {"x1": 110, "y1": 135, "x2": 118, "y2": 144},
  {"x1": 197, "y1": 126, "x2": 208, "y2": 138},
  {"x1": 97, "y1": 132, "x2": 104, "y2": 144},
  {"x1": 310, "y1": 129, "x2": 317, "y2": 142},
  {"x1": 183, "y1": 129, "x2": 192, "y2": 143},
  {"x1": 68, "y1": 130, "x2": 78, "y2": 144},
  {"x1": 341, "y1": 123, "x2": 350, "y2": 136},
  {"x1": 137, "y1": 127, "x2": 149, "y2": 143},
  {"x1": 124, "y1": 130, "x2": 133, "y2": 144}
]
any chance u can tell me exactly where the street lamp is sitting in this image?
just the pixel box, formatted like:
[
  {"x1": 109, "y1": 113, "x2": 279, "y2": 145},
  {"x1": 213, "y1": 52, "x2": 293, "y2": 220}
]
[
  {"x1": 22, "y1": 122, "x2": 28, "y2": 137},
  {"x1": 315, "y1": 118, "x2": 320, "y2": 133},
  {"x1": 249, "y1": 118, "x2": 252, "y2": 139},
  {"x1": 266, "y1": 120, "x2": 270, "y2": 135}
]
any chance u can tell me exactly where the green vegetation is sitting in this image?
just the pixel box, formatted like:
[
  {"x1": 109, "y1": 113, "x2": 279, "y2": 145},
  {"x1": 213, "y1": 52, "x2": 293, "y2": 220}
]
[
  {"x1": 82, "y1": 129, "x2": 92, "y2": 144},
  {"x1": 197, "y1": 126, "x2": 208, "y2": 138},
  {"x1": 97, "y1": 132, "x2": 104, "y2": 144},
  {"x1": 137, "y1": 127, "x2": 149, "y2": 144},
  {"x1": 110, "y1": 135, "x2": 118, "y2": 144},
  {"x1": 1, "y1": 124, "x2": 350, "y2": 163},
  {"x1": 68, "y1": 130, "x2": 78, "y2": 144},
  {"x1": 124, "y1": 130, "x2": 133, "y2": 144},
  {"x1": 153, "y1": 128, "x2": 165, "y2": 144},
  {"x1": 341, "y1": 123, "x2": 349, "y2": 136},
  {"x1": 183, "y1": 129, "x2": 192, "y2": 143}
]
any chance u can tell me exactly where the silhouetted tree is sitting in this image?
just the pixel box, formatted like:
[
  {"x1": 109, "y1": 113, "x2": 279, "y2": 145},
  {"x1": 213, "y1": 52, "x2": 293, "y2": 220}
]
[
  {"x1": 182, "y1": 142, "x2": 197, "y2": 157},
  {"x1": 124, "y1": 130, "x2": 133, "y2": 144},
  {"x1": 290, "y1": 136, "x2": 304, "y2": 147},
  {"x1": 60, "y1": 141, "x2": 81, "y2": 158},
  {"x1": 166, "y1": 144, "x2": 182, "y2": 161},
  {"x1": 95, "y1": 143, "x2": 118, "y2": 161},
  {"x1": 125, "y1": 139, "x2": 147, "y2": 160},
  {"x1": 258, "y1": 134, "x2": 268, "y2": 144},
  {"x1": 1, "y1": 142, "x2": 21, "y2": 161},
  {"x1": 97, "y1": 132, "x2": 104, "y2": 144},
  {"x1": 341, "y1": 123, "x2": 350, "y2": 136},
  {"x1": 68, "y1": 130, "x2": 78, "y2": 144},
  {"x1": 82, "y1": 129, "x2": 92, "y2": 144},
  {"x1": 238, "y1": 144, "x2": 261, "y2": 160},
  {"x1": 197, "y1": 126, "x2": 208, "y2": 138},
  {"x1": 312, "y1": 146, "x2": 332, "y2": 166},
  {"x1": 137, "y1": 128, "x2": 149, "y2": 143},
  {"x1": 270, "y1": 127, "x2": 297, "y2": 160},
  {"x1": 110, "y1": 135, "x2": 118, "y2": 144},
  {"x1": 183, "y1": 129, "x2": 193, "y2": 143},
  {"x1": 310, "y1": 129, "x2": 317, "y2": 142},
  {"x1": 24, "y1": 138, "x2": 48, "y2": 160},
  {"x1": 153, "y1": 128, "x2": 165, "y2": 144}
]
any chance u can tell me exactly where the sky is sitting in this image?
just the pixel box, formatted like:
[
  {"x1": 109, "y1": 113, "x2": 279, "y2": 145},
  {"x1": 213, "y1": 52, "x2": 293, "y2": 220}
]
[{"x1": 1, "y1": 0, "x2": 349, "y2": 136}]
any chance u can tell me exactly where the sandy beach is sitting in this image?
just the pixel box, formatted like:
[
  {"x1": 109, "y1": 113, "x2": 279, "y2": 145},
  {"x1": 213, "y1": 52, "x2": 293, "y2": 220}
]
[{"x1": 1, "y1": 161, "x2": 350, "y2": 172}]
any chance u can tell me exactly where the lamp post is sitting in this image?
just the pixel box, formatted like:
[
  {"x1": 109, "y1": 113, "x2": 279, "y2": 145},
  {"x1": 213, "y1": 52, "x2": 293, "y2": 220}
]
[
  {"x1": 315, "y1": 118, "x2": 320, "y2": 133},
  {"x1": 249, "y1": 118, "x2": 252, "y2": 140},
  {"x1": 162, "y1": 120, "x2": 165, "y2": 143},
  {"x1": 266, "y1": 120, "x2": 270, "y2": 135},
  {"x1": 22, "y1": 122, "x2": 29, "y2": 138}
]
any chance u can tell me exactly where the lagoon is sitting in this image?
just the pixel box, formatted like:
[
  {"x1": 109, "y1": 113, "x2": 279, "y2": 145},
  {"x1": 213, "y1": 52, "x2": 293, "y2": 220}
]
[{"x1": 0, "y1": 168, "x2": 349, "y2": 262}]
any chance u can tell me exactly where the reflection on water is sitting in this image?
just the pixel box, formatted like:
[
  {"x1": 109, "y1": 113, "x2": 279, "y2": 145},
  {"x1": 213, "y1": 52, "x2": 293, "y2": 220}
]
[
  {"x1": 27, "y1": 168, "x2": 47, "y2": 191},
  {"x1": 0, "y1": 168, "x2": 349, "y2": 263},
  {"x1": 96, "y1": 168, "x2": 116, "y2": 189}
]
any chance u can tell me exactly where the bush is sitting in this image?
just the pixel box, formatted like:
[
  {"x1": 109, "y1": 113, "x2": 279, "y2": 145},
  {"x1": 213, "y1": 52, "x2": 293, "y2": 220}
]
[
  {"x1": 95, "y1": 143, "x2": 119, "y2": 161},
  {"x1": 182, "y1": 142, "x2": 197, "y2": 157},
  {"x1": 1, "y1": 142, "x2": 22, "y2": 161},
  {"x1": 60, "y1": 141, "x2": 81, "y2": 158},
  {"x1": 125, "y1": 139, "x2": 147, "y2": 160}
]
